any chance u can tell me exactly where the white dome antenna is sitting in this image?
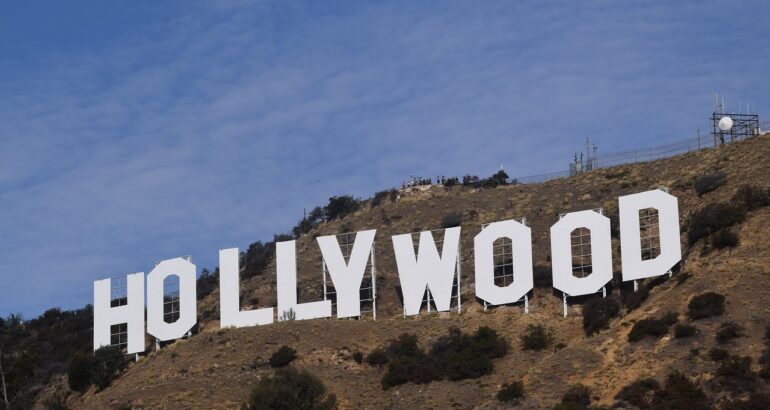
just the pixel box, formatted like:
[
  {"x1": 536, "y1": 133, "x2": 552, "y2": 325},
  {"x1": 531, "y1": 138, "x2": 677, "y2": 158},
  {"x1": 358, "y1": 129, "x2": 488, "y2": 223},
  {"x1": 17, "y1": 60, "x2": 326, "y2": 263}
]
[{"x1": 718, "y1": 116, "x2": 733, "y2": 131}]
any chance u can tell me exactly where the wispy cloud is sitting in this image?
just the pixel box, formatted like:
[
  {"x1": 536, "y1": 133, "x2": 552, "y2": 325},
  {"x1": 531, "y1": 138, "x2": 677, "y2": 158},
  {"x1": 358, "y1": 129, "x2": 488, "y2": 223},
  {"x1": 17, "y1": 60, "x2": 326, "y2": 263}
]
[{"x1": 1, "y1": 0, "x2": 769, "y2": 316}]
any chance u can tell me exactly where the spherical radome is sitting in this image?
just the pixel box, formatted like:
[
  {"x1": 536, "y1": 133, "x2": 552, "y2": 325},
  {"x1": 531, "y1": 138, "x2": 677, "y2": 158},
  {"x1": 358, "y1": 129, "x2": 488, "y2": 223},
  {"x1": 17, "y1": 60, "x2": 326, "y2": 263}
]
[{"x1": 718, "y1": 116, "x2": 733, "y2": 131}]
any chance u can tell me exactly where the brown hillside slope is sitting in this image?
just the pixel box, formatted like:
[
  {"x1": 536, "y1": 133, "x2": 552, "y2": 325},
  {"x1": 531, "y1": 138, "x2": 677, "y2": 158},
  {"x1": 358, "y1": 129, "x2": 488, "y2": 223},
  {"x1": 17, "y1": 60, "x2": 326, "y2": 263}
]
[{"x1": 54, "y1": 136, "x2": 770, "y2": 409}]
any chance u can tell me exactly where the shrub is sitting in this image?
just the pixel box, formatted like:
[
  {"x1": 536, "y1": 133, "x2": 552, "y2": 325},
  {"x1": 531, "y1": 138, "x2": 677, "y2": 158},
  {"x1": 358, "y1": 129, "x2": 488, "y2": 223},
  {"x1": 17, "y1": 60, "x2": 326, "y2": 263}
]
[
  {"x1": 497, "y1": 380, "x2": 525, "y2": 403},
  {"x1": 325, "y1": 196, "x2": 361, "y2": 220},
  {"x1": 673, "y1": 323, "x2": 698, "y2": 338},
  {"x1": 365, "y1": 348, "x2": 388, "y2": 366},
  {"x1": 715, "y1": 321, "x2": 743, "y2": 344},
  {"x1": 732, "y1": 184, "x2": 770, "y2": 211},
  {"x1": 650, "y1": 371, "x2": 708, "y2": 409},
  {"x1": 91, "y1": 346, "x2": 127, "y2": 390},
  {"x1": 269, "y1": 346, "x2": 297, "y2": 368},
  {"x1": 559, "y1": 383, "x2": 591, "y2": 407},
  {"x1": 490, "y1": 170, "x2": 510, "y2": 186},
  {"x1": 196, "y1": 268, "x2": 218, "y2": 300},
  {"x1": 720, "y1": 392, "x2": 770, "y2": 410},
  {"x1": 628, "y1": 312, "x2": 678, "y2": 342},
  {"x1": 244, "y1": 367, "x2": 337, "y2": 410},
  {"x1": 440, "y1": 212, "x2": 462, "y2": 228},
  {"x1": 687, "y1": 292, "x2": 725, "y2": 320},
  {"x1": 622, "y1": 287, "x2": 649, "y2": 312},
  {"x1": 710, "y1": 229, "x2": 738, "y2": 249},
  {"x1": 67, "y1": 352, "x2": 94, "y2": 393},
  {"x1": 431, "y1": 326, "x2": 507, "y2": 381},
  {"x1": 520, "y1": 324, "x2": 553, "y2": 351},
  {"x1": 533, "y1": 265, "x2": 552, "y2": 288},
  {"x1": 761, "y1": 351, "x2": 770, "y2": 379},
  {"x1": 371, "y1": 189, "x2": 398, "y2": 207},
  {"x1": 582, "y1": 296, "x2": 621, "y2": 336},
  {"x1": 709, "y1": 348, "x2": 729, "y2": 361},
  {"x1": 241, "y1": 240, "x2": 277, "y2": 278},
  {"x1": 687, "y1": 203, "x2": 745, "y2": 246},
  {"x1": 381, "y1": 334, "x2": 439, "y2": 389},
  {"x1": 693, "y1": 172, "x2": 726, "y2": 196},
  {"x1": 615, "y1": 378, "x2": 661, "y2": 408},
  {"x1": 716, "y1": 355, "x2": 754, "y2": 380},
  {"x1": 381, "y1": 327, "x2": 508, "y2": 389},
  {"x1": 352, "y1": 351, "x2": 363, "y2": 364}
]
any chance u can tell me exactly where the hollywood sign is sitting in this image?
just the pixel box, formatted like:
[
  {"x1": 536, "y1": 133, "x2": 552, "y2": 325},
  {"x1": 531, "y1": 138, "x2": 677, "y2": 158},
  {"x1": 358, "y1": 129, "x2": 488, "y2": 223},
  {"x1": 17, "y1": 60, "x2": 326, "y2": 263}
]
[{"x1": 94, "y1": 189, "x2": 681, "y2": 354}]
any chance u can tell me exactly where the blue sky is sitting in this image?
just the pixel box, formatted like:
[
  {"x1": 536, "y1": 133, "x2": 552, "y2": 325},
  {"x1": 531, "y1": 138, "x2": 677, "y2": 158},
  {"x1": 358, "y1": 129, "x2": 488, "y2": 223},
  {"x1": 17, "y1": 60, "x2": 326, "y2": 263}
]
[{"x1": 1, "y1": 0, "x2": 769, "y2": 317}]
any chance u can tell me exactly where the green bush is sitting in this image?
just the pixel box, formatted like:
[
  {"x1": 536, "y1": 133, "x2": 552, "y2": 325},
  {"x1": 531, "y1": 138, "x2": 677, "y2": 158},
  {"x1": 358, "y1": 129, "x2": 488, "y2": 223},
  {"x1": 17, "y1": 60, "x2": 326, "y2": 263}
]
[
  {"x1": 716, "y1": 355, "x2": 754, "y2": 380},
  {"x1": 431, "y1": 326, "x2": 507, "y2": 381},
  {"x1": 371, "y1": 189, "x2": 398, "y2": 207},
  {"x1": 710, "y1": 229, "x2": 738, "y2": 249},
  {"x1": 196, "y1": 268, "x2": 218, "y2": 300},
  {"x1": 628, "y1": 312, "x2": 678, "y2": 342},
  {"x1": 709, "y1": 348, "x2": 729, "y2": 361},
  {"x1": 582, "y1": 296, "x2": 621, "y2": 336},
  {"x1": 673, "y1": 323, "x2": 698, "y2": 338},
  {"x1": 440, "y1": 212, "x2": 463, "y2": 228},
  {"x1": 715, "y1": 321, "x2": 743, "y2": 344},
  {"x1": 380, "y1": 327, "x2": 508, "y2": 389},
  {"x1": 269, "y1": 346, "x2": 297, "y2": 368},
  {"x1": 67, "y1": 352, "x2": 94, "y2": 393},
  {"x1": 720, "y1": 392, "x2": 770, "y2": 409},
  {"x1": 732, "y1": 184, "x2": 770, "y2": 211},
  {"x1": 687, "y1": 203, "x2": 745, "y2": 246},
  {"x1": 490, "y1": 170, "x2": 510, "y2": 186},
  {"x1": 244, "y1": 367, "x2": 337, "y2": 410},
  {"x1": 533, "y1": 265, "x2": 552, "y2": 288},
  {"x1": 520, "y1": 324, "x2": 553, "y2": 351},
  {"x1": 693, "y1": 172, "x2": 726, "y2": 196},
  {"x1": 621, "y1": 287, "x2": 649, "y2": 312},
  {"x1": 558, "y1": 383, "x2": 591, "y2": 407},
  {"x1": 497, "y1": 380, "x2": 525, "y2": 403},
  {"x1": 91, "y1": 346, "x2": 127, "y2": 390},
  {"x1": 325, "y1": 196, "x2": 361, "y2": 220},
  {"x1": 352, "y1": 351, "x2": 363, "y2": 364},
  {"x1": 687, "y1": 292, "x2": 725, "y2": 320},
  {"x1": 650, "y1": 371, "x2": 708, "y2": 409},
  {"x1": 760, "y1": 351, "x2": 770, "y2": 379},
  {"x1": 615, "y1": 378, "x2": 661, "y2": 408},
  {"x1": 364, "y1": 348, "x2": 388, "y2": 366}
]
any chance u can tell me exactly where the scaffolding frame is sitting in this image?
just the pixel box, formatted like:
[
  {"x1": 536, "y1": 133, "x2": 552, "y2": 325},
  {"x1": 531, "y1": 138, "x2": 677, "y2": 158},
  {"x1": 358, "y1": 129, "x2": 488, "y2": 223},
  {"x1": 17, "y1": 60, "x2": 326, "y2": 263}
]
[
  {"x1": 480, "y1": 218, "x2": 529, "y2": 313},
  {"x1": 402, "y1": 228, "x2": 462, "y2": 317},
  {"x1": 711, "y1": 112, "x2": 760, "y2": 145},
  {"x1": 321, "y1": 232, "x2": 377, "y2": 320},
  {"x1": 108, "y1": 275, "x2": 129, "y2": 350},
  {"x1": 163, "y1": 275, "x2": 180, "y2": 324},
  {"x1": 559, "y1": 208, "x2": 606, "y2": 317},
  {"x1": 633, "y1": 186, "x2": 672, "y2": 291},
  {"x1": 154, "y1": 256, "x2": 192, "y2": 351}
]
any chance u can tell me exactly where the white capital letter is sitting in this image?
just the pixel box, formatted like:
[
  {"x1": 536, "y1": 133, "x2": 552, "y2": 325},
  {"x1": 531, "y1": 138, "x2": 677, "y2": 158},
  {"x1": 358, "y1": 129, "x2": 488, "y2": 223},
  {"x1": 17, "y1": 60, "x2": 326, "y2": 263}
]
[
  {"x1": 277, "y1": 240, "x2": 332, "y2": 320},
  {"x1": 93, "y1": 273, "x2": 145, "y2": 354},
  {"x1": 392, "y1": 227, "x2": 461, "y2": 316},
  {"x1": 619, "y1": 189, "x2": 682, "y2": 281},
  {"x1": 550, "y1": 211, "x2": 612, "y2": 296},
  {"x1": 474, "y1": 220, "x2": 533, "y2": 306},
  {"x1": 220, "y1": 248, "x2": 274, "y2": 327},
  {"x1": 147, "y1": 258, "x2": 197, "y2": 341},
  {"x1": 317, "y1": 230, "x2": 376, "y2": 318}
]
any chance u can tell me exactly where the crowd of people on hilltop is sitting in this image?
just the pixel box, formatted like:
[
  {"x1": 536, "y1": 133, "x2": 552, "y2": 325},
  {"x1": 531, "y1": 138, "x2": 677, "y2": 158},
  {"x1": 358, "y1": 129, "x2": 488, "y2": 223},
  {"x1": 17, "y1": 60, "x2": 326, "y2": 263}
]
[
  {"x1": 402, "y1": 176, "x2": 460, "y2": 189},
  {"x1": 402, "y1": 171, "x2": 509, "y2": 190}
]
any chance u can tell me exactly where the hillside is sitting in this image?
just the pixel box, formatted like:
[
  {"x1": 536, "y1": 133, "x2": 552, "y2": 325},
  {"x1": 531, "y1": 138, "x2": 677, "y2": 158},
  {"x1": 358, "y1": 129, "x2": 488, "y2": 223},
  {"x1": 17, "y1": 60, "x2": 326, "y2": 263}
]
[{"x1": 40, "y1": 135, "x2": 770, "y2": 409}]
